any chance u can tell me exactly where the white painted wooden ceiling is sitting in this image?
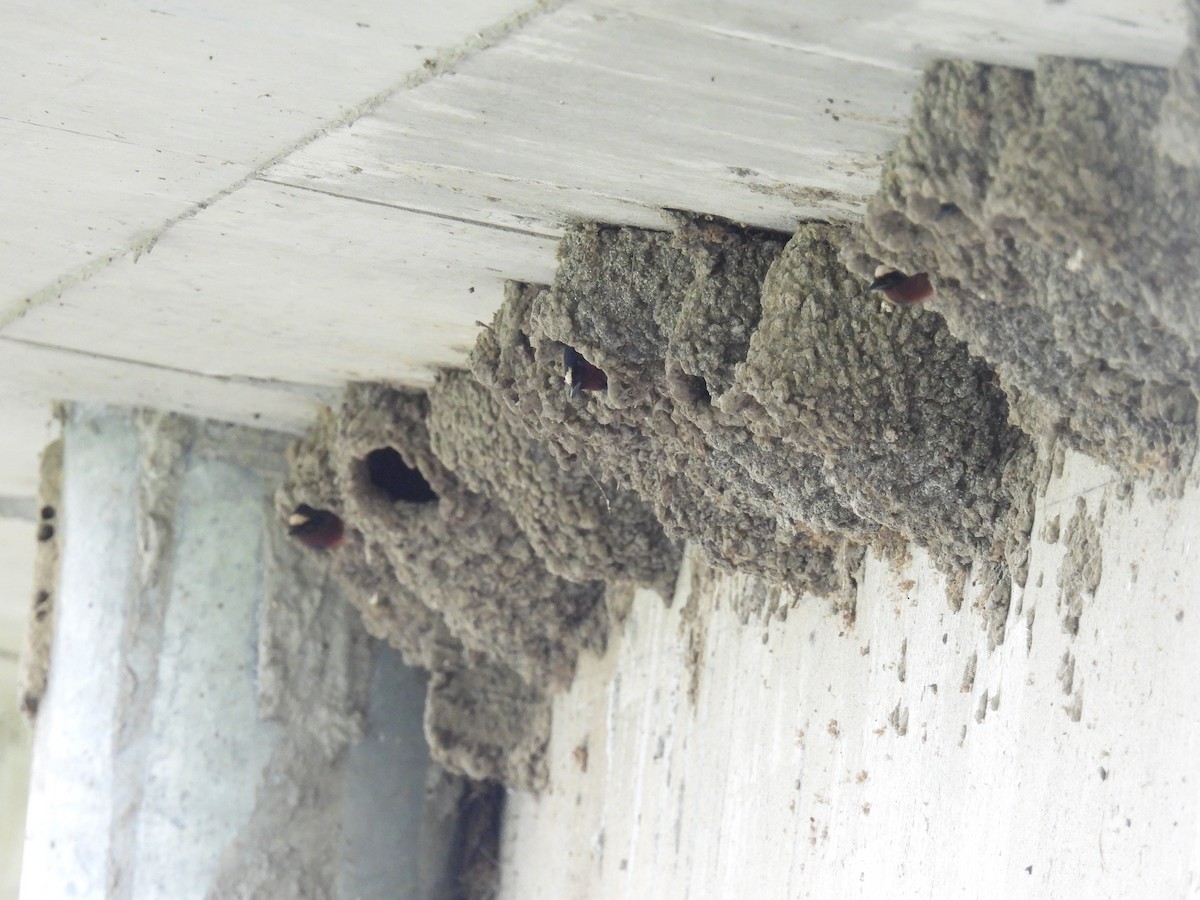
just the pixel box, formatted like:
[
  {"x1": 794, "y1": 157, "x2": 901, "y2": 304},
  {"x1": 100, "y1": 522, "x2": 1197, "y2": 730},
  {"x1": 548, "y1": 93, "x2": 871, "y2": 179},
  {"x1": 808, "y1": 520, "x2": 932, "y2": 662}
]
[{"x1": 0, "y1": 0, "x2": 1188, "y2": 498}]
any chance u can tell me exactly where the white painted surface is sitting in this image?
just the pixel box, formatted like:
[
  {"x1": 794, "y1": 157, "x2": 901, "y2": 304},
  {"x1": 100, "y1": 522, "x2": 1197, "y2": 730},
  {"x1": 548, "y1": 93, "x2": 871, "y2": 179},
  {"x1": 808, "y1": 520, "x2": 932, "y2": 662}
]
[
  {"x1": 4, "y1": 180, "x2": 559, "y2": 388},
  {"x1": 268, "y1": 0, "x2": 1188, "y2": 241},
  {"x1": 20, "y1": 410, "x2": 139, "y2": 899},
  {"x1": 0, "y1": 0, "x2": 542, "y2": 496},
  {"x1": 0, "y1": 405, "x2": 55, "y2": 500},
  {"x1": 0, "y1": 522, "x2": 35, "y2": 659},
  {"x1": 0, "y1": 496, "x2": 38, "y2": 900},
  {"x1": 499, "y1": 448, "x2": 1200, "y2": 898},
  {"x1": 0, "y1": 339, "x2": 325, "y2": 445},
  {"x1": 0, "y1": 658, "x2": 31, "y2": 900},
  {"x1": 0, "y1": 0, "x2": 534, "y2": 319}
]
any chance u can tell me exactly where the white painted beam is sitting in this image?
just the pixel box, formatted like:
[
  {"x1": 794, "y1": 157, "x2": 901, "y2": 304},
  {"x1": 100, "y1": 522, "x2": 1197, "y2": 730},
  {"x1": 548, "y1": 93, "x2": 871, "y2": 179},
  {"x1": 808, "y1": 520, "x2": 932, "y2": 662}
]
[
  {"x1": 0, "y1": 0, "x2": 541, "y2": 322},
  {"x1": 0, "y1": 0, "x2": 1187, "y2": 497},
  {"x1": 3, "y1": 180, "x2": 559, "y2": 390}
]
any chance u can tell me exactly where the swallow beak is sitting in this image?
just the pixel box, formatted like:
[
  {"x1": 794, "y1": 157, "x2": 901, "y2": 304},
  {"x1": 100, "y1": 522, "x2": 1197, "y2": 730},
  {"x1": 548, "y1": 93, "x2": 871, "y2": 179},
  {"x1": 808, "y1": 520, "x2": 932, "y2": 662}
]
[
  {"x1": 287, "y1": 505, "x2": 345, "y2": 549},
  {"x1": 867, "y1": 265, "x2": 902, "y2": 294},
  {"x1": 570, "y1": 380, "x2": 582, "y2": 398}
]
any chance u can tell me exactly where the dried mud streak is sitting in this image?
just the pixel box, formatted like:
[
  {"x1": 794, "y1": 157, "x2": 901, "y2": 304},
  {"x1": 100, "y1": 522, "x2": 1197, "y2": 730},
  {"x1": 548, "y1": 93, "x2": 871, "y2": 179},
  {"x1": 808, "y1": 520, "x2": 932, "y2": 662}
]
[
  {"x1": 961, "y1": 652, "x2": 978, "y2": 693},
  {"x1": 1, "y1": 0, "x2": 573, "y2": 330},
  {"x1": 847, "y1": 58, "x2": 1200, "y2": 479},
  {"x1": 19, "y1": 438, "x2": 62, "y2": 722},
  {"x1": 976, "y1": 565, "x2": 1014, "y2": 650},
  {"x1": 975, "y1": 690, "x2": 989, "y2": 724},
  {"x1": 426, "y1": 368, "x2": 677, "y2": 594},
  {"x1": 1058, "y1": 650, "x2": 1076, "y2": 695},
  {"x1": 1057, "y1": 497, "x2": 1103, "y2": 636},
  {"x1": 677, "y1": 578, "x2": 708, "y2": 708},
  {"x1": 727, "y1": 573, "x2": 790, "y2": 626}
]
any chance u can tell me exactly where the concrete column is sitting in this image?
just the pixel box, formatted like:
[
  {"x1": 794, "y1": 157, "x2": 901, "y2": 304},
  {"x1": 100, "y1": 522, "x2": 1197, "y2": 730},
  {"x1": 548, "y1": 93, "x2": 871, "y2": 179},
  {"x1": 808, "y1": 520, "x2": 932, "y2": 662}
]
[
  {"x1": 0, "y1": 654, "x2": 32, "y2": 896},
  {"x1": 21, "y1": 405, "x2": 448, "y2": 899},
  {"x1": 339, "y1": 651, "x2": 462, "y2": 900}
]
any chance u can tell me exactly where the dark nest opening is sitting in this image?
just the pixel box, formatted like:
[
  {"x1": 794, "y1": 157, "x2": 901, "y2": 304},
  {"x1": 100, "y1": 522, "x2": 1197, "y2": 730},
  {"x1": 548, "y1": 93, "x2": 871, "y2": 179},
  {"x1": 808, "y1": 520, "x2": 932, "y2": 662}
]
[{"x1": 366, "y1": 447, "x2": 439, "y2": 504}]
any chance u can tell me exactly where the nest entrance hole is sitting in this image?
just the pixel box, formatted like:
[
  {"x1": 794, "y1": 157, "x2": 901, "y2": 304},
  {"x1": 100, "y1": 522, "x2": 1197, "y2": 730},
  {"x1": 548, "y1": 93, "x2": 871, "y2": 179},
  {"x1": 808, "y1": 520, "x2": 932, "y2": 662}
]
[{"x1": 366, "y1": 447, "x2": 439, "y2": 504}]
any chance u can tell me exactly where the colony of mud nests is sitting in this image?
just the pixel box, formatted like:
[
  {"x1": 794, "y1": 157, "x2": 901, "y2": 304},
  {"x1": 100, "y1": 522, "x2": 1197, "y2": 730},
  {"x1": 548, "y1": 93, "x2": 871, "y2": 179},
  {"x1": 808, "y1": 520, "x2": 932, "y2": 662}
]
[
  {"x1": 845, "y1": 58, "x2": 1200, "y2": 476},
  {"x1": 279, "y1": 52, "x2": 1199, "y2": 790}
]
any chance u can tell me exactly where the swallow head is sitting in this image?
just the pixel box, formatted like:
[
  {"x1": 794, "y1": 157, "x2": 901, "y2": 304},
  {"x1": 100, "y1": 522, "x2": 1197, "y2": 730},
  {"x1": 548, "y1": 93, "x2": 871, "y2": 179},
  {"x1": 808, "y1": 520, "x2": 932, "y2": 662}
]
[
  {"x1": 867, "y1": 266, "x2": 933, "y2": 306},
  {"x1": 287, "y1": 503, "x2": 345, "y2": 550},
  {"x1": 287, "y1": 504, "x2": 315, "y2": 530},
  {"x1": 867, "y1": 266, "x2": 906, "y2": 293},
  {"x1": 563, "y1": 346, "x2": 582, "y2": 395},
  {"x1": 561, "y1": 345, "x2": 607, "y2": 397},
  {"x1": 563, "y1": 345, "x2": 580, "y2": 373}
]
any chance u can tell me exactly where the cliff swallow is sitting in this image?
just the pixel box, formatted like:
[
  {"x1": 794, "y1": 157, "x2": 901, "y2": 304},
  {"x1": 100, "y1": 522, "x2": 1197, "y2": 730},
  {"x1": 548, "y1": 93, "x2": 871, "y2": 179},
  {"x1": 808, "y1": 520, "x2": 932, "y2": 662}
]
[
  {"x1": 287, "y1": 504, "x2": 345, "y2": 549},
  {"x1": 867, "y1": 266, "x2": 933, "y2": 306},
  {"x1": 562, "y1": 346, "x2": 607, "y2": 397}
]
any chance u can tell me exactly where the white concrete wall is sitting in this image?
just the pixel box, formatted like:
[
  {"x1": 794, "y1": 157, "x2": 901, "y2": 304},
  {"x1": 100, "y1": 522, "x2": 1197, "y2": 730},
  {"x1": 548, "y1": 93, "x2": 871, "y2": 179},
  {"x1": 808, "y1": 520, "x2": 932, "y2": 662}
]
[
  {"x1": 129, "y1": 456, "x2": 283, "y2": 897},
  {"x1": 0, "y1": 515, "x2": 35, "y2": 886},
  {"x1": 21, "y1": 409, "x2": 138, "y2": 897},
  {"x1": 0, "y1": 656, "x2": 30, "y2": 900},
  {"x1": 499, "y1": 448, "x2": 1200, "y2": 898},
  {"x1": 20, "y1": 407, "x2": 289, "y2": 897}
]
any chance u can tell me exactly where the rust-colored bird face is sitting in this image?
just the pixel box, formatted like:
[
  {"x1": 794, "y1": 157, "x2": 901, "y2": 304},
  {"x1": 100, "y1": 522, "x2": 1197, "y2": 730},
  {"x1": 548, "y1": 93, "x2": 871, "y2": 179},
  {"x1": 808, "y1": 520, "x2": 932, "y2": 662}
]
[
  {"x1": 287, "y1": 503, "x2": 345, "y2": 550},
  {"x1": 867, "y1": 267, "x2": 933, "y2": 306},
  {"x1": 562, "y1": 345, "x2": 608, "y2": 397}
]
